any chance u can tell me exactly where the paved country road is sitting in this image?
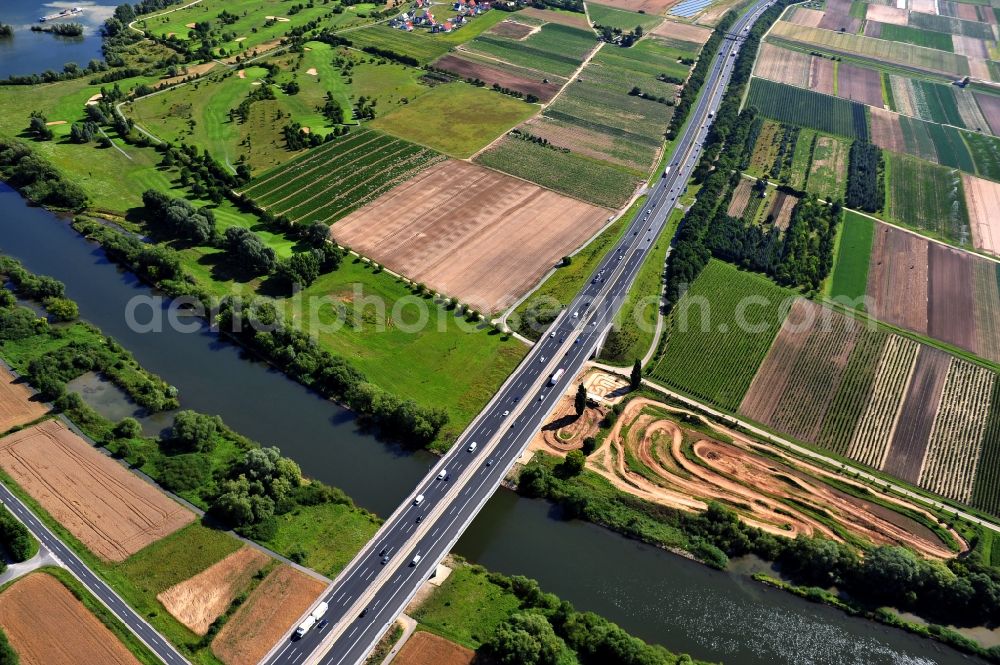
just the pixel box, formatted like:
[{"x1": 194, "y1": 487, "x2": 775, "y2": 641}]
[
  {"x1": 0, "y1": 482, "x2": 189, "y2": 665},
  {"x1": 260, "y1": 3, "x2": 778, "y2": 663}
]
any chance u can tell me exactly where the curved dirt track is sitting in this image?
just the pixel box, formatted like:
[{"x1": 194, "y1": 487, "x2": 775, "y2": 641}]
[{"x1": 533, "y1": 391, "x2": 964, "y2": 559}]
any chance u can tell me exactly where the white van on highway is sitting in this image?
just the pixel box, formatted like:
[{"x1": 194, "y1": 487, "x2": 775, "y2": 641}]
[
  {"x1": 411, "y1": 554, "x2": 422, "y2": 566},
  {"x1": 413, "y1": 494, "x2": 424, "y2": 505},
  {"x1": 468, "y1": 442, "x2": 477, "y2": 452},
  {"x1": 437, "y1": 469, "x2": 448, "y2": 480}
]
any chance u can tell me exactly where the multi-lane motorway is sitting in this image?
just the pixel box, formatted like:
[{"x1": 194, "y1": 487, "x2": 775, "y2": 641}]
[
  {"x1": 262, "y1": 3, "x2": 777, "y2": 664},
  {"x1": 0, "y1": 470, "x2": 189, "y2": 665}
]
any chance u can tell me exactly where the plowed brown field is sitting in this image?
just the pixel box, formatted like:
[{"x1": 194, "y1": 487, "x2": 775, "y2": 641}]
[
  {"x1": 809, "y1": 56, "x2": 835, "y2": 96},
  {"x1": 866, "y1": 5, "x2": 908, "y2": 25},
  {"x1": 867, "y1": 223, "x2": 929, "y2": 335},
  {"x1": 0, "y1": 419, "x2": 193, "y2": 561},
  {"x1": 394, "y1": 631, "x2": 474, "y2": 665},
  {"x1": 838, "y1": 62, "x2": 884, "y2": 107},
  {"x1": 819, "y1": 0, "x2": 860, "y2": 32},
  {"x1": 963, "y1": 172, "x2": 1000, "y2": 255},
  {"x1": 953, "y1": 35, "x2": 990, "y2": 59},
  {"x1": 755, "y1": 44, "x2": 811, "y2": 88},
  {"x1": 0, "y1": 573, "x2": 140, "y2": 665},
  {"x1": 158, "y1": 547, "x2": 271, "y2": 635},
  {"x1": 488, "y1": 20, "x2": 534, "y2": 39},
  {"x1": 330, "y1": 160, "x2": 610, "y2": 312},
  {"x1": 786, "y1": 6, "x2": 825, "y2": 27},
  {"x1": 0, "y1": 365, "x2": 46, "y2": 435},
  {"x1": 770, "y1": 191, "x2": 798, "y2": 230},
  {"x1": 433, "y1": 55, "x2": 561, "y2": 101},
  {"x1": 928, "y1": 242, "x2": 976, "y2": 353},
  {"x1": 882, "y1": 347, "x2": 950, "y2": 483},
  {"x1": 211, "y1": 565, "x2": 325, "y2": 665},
  {"x1": 974, "y1": 91, "x2": 1000, "y2": 135},
  {"x1": 871, "y1": 107, "x2": 906, "y2": 153}
]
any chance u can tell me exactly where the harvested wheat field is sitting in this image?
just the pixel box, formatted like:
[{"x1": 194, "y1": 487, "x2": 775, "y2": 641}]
[
  {"x1": 394, "y1": 631, "x2": 475, "y2": 665},
  {"x1": 0, "y1": 419, "x2": 194, "y2": 561},
  {"x1": 547, "y1": 396, "x2": 962, "y2": 558},
  {"x1": 909, "y1": 0, "x2": 935, "y2": 13},
  {"x1": 212, "y1": 565, "x2": 326, "y2": 665},
  {"x1": 652, "y1": 20, "x2": 713, "y2": 44},
  {"x1": 867, "y1": 223, "x2": 929, "y2": 335},
  {"x1": 755, "y1": 44, "x2": 811, "y2": 88},
  {"x1": 330, "y1": 160, "x2": 610, "y2": 312},
  {"x1": 432, "y1": 55, "x2": 561, "y2": 102},
  {"x1": 866, "y1": 4, "x2": 908, "y2": 25},
  {"x1": 964, "y1": 172, "x2": 1000, "y2": 256},
  {"x1": 0, "y1": 365, "x2": 46, "y2": 434},
  {"x1": 953, "y1": 35, "x2": 990, "y2": 59},
  {"x1": 786, "y1": 6, "x2": 825, "y2": 27},
  {"x1": 158, "y1": 547, "x2": 271, "y2": 636},
  {"x1": 0, "y1": 573, "x2": 140, "y2": 665},
  {"x1": 838, "y1": 62, "x2": 884, "y2": 107}
]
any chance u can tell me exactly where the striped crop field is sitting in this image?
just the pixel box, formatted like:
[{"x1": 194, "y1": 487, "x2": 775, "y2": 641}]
[
  {"x1": 648, "y1": 260, "x2": 792, "y2": 412},
  {"x1": 886, "y1": 153, "x2": 971, "y2": 245},
  {"x1": 768, "y1": 21, "x2": 971, "y2": 77},
  {"x1": 971, "y1": 381, "x2": 1000, "y2": 515},
  {"x1": 747, "y1": 79, "x2": 869, "y2": 140},
  {"x1": 920, "y1": 359, "x2": 995, "y2": 503},
  {"x1": 238, "y1": 128, "x2": 444, "y2": 225}
]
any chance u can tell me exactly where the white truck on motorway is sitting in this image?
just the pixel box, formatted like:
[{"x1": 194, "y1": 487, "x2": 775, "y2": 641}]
[
  {"x1": 549, "y1": 369, "x2": 565, "y2": 386},
  {"x1": 294, "y1": 601, "x2": 330, "y2": 638}
]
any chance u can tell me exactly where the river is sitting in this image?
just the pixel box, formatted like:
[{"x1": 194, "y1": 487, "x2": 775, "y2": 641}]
[
  {"x1": 0, "y1": 183, "x2": 986, "y2": 665},
  {"x1": 0, "y1": 0, "x2": 117, "y2": 79}
]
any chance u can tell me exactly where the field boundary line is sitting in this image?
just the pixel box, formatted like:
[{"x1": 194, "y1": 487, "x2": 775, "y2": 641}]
[{"x1": 590, "y1": 360, "x2": 1000, "y2": 535}]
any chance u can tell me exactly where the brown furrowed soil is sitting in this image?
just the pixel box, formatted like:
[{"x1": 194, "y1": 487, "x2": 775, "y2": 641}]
[
  {"x1": 433, "y1": 54, "x2": 560, "y2": 101},
  {"x1": 864, "y1": 20, "x2": 883, "y2": 38},
  {"x1": 394, "y1": 631, "x2": 475, "y2": 665},
  {"x1": 867, "y1": 223, "x2": 929, "y2": 335},
  {"x1": 330, "y1": 159, "x2": 610, "y2": 313},
  {"x1": 882, "y1": 346, "x2": 950, "y2": 483},
  {"x1": 0, "y1": 573, "x2": 140, "y2": 665},
  {"x1": 651, "y1": 20, "x2": 713, "y2": 44},
  {"x1": 770, "y1": 191, "x2": 798, "y2": 230},
  {"x1": 866, "y1": 4, "x2": 908, "y2": 25},
  {"x1": 974, "y1": 92, "x2": 1000, "y2": 135},
  {"x1": 727, "y1": 178, "x2": 754, "y2": 217},
  {"x1": 158, "y1": 547, "x2": 271, "y2": 636},
  {"x1": 739, "y1": 299, "x2": 819, "y2": 426},
  {"x1": 974, "y1": 259, "x2": 1000, "y2": 362},
  {"x1": 488, "y1": 20, "x2": 535, "y2": 39},
  {"x1": 927, "y1": 241, "x2": 977, "y2": 353},
  {"x1": 809, "y1": 56, "x2": 836, "y2": 95},
  {"x1": 838, "y1": 62, "x2": 884, "y2": 107},
  {"x1": 537, "y1": 395, "x2": 961, "y2": 558},
  {"x1": 871, "y1": 107, "x2": 907, "y2": 153},
  {"x1": 963, "y1": 172, "x2": 1000, "y2": 256},
  {"x1": 818, "y1": 0, "x2": 861, "y2": 32},
  {"x1": 0, "y1": 420, "x2": 193, "y2": 561},
  {"x1": 211, "y1": 565, "x2": 326, "y2": 665},
  {"x1": 0, "y1": 365, "x2": 47, "y2": 434}
]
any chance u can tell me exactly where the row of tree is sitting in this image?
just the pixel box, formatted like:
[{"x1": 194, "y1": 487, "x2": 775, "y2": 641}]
[
  {"x1": 845, "y1": 140, "x2": 884, "y2": 213},
  {"x1": 0, "y1": 138, "x2": 88, "y2": 210}
]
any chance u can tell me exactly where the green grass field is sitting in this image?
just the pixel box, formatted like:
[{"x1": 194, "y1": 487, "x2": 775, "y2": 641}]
[
  {"x1": 885, "y1": 152, "x2": 970, "y2": 244},
  {"x1": 261, "y1": 503, "x2": 379, "y2": 578},
  {"x1": 806, "y1": 133, "x2": 850, "y2": 200},
  {"x1": 139, "y1": 0, "x2": 375, "y2": 57},
  {"x1": 965, "y1": 130, "x2": 1000, "y2": 181},
  {"x1": 648, "y1": 260, "x2": 792, "y2": 412},
  {"x1": 827, "y1": 210, "x2": 874, "y2": 302},
  {"x1": 587, "y1": 3, "x2": 664, "y2": 31},
  {"x1": 285, "y1": 258, "x2": 526, "y2": 449},
  {"x1": 475, "y1": 135, "x2": 638, "y2": 208},
  {"x1": 345, "y1": 24, "x2": 455, "y2": 64},
  {"x1": 411, "y1": 565, "x2": 522, "y2": 648},
  {"x1": 465, "y1": 22, "x2": 597, "y2": 77},
  {"x1": 370, "y1": 82, "x2": 537, "y2": 157},
  {"x1": 878, "y1": 24, "x2": 955, "y2": 52}
]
